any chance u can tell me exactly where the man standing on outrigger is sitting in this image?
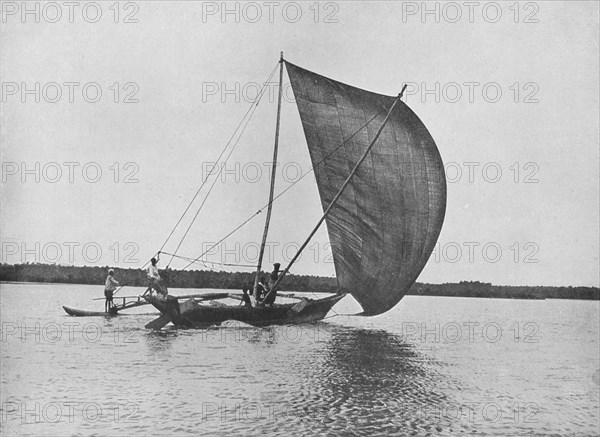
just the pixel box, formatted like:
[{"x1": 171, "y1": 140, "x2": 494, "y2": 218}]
[{"x1": 104, "y1": 269, "x2": 119, "y2": 312}]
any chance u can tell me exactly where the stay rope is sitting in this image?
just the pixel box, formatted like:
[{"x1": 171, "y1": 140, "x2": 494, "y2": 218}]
[
  {"x1": 160, "y1": 251, "x2": 255, "y2": 269},
  {"x1": 146, "y1": 62, "x2": 279, "y2": 269},
  {"x1": 166, "y1": 63, "x2": 280, "y2": 267}
]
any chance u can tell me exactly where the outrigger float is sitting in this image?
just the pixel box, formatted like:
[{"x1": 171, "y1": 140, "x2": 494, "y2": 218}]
[
  {"x1": 63, "y1": 53, "x2": 446, "y2": 329},
  {"x1": 62, "y1": 294, "x2": 151, "y2": 317}
]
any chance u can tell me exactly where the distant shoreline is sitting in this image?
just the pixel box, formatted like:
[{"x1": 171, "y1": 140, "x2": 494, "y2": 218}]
[
  {"x1": 2, "y1": 281, "x2": 599, "y2": 303},
  {"x1": 1, "y1": 264, "x2": 598, "y2": 301}
]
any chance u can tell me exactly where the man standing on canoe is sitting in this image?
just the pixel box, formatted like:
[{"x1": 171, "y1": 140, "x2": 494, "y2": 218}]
[
  {"x1": 146, "y1": 256, "x2": 168, "y2": 299},
  {"x1": 267, "y1": 263, "x2": 282, "y2": 291},
  {"x1": 104, "y1": 269, "x2": 119, "y2": 312}
]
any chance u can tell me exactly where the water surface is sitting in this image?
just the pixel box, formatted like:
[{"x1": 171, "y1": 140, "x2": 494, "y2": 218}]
[{"x1": 1, "y1": 283, "x2": 598, "y2": 436}]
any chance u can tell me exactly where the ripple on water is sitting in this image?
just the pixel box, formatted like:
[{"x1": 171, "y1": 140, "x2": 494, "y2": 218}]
[{"x1": 1, "y1": 285, "x2": 598, "y2": 436}]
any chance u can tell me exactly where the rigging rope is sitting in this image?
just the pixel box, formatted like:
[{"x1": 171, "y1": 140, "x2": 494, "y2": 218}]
[
  {"x1": 179, "y1": 109, "x2": 384, "y2": 271},
  {"x1": 160, "y1": 251, "x2": 255, "y2": 268},
  {"x1": 144, "y1": 62, "x2": 279, "y2": 268},
  {"x1": 166, "y1": 63, "x2": 280, "y2": 267}
]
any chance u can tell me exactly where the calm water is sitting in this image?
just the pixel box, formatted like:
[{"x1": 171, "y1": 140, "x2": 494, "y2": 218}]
[{"x1": 0, "y1": 283, "x2": 598, "y2": 436}]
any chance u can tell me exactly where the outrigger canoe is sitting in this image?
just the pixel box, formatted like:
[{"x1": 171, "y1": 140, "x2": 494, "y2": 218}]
[
  {"x1": 63, "y1": 290, "x2": 344, "y2": 328},
  {"x1": 141, "y1": 55, "x2": 445, "y2": 322}
]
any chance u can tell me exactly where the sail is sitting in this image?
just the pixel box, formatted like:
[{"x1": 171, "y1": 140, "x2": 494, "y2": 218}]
[{"x1": 285, "y1": 61, "x2": 446, "y2": 316}]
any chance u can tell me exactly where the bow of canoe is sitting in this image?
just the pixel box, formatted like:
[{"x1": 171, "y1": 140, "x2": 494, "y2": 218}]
[{"x1": 63, "y1": 306, "x2": 117, "y2": 317}]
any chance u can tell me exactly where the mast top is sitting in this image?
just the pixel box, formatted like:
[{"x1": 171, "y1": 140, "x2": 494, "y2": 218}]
[
  {"x1": 280, "y1": 51, "x2": 284, "y2": 62},
  {"x1": 399, "y1": 84, "x2": 408, "y2": 99}
]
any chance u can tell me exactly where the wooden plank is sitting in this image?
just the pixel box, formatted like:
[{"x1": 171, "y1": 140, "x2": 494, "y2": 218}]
[
  {"x1": 118, "y1": 300, "x2": 151, "y2": 310},
  {"x1": 91, "y1": 291, "x2": 335, "y2": 302},
  {"x1": 173, "y1": 293, "x2": 231, "y2": 300},
  {"x1": 92, "y1": 295, "x2": 144, "y2": 301}
]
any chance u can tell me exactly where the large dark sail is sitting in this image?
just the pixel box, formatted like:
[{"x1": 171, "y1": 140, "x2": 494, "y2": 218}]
[{"x1": 285, "y1": 61, "x2": 446, "y2": 316}]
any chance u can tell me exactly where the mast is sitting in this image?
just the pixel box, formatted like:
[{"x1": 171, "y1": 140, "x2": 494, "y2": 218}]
[
  {"x1": 263, "y1": 85, "x2": 408, "y2": 301},
  {"x1": 251, "y1": 52, "x2": 284, "y2": 307}
]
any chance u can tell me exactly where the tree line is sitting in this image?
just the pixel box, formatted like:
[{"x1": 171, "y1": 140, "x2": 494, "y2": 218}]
[
  {"x1": 0, "y1": 263, "x2": 338, "y2": 293},
  {"x1": 409, "y1": 281, "x2": 599, "y2": 301},
  {"x1": 0, "y1": 263, "x2": 598, "y2": 300}
]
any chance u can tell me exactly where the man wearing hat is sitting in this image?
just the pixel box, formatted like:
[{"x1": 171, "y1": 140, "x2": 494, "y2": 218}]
[{"x1": 104, "y1": 269, "x2": 120, "y2": 313}]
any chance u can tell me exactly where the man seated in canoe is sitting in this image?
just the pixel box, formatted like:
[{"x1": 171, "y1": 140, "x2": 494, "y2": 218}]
[
  {"x1": 145, "y1": 256, "x2": 168, "y2": 299},
  {"x1": 263, "y1": 263, "x2": 282, "y2": 306},
  {"x1": 104, "y1": 269, "x2": 119, "y2": 312},
  {"x1": 240, "y1": 283, "x2": 252, "y2": 307},
  {"x1": 256, "y1": 276, "x2": 268, "y2": 303}
]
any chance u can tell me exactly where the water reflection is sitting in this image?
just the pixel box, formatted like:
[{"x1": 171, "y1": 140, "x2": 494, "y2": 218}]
[
  {"x1": 131, "y1": 321, "x2": 478, "y2": 435},
  {"x1": 288, "y1": 327, "x2": 468, "y2": 435},
  {"x1": 144, "y1": 330, "x2": 177, "y2": 353}
]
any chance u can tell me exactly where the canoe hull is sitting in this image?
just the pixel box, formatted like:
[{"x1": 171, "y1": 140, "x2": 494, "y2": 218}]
[{"x1": 145, "y1": 294, "x2": 345, "y2": 328}]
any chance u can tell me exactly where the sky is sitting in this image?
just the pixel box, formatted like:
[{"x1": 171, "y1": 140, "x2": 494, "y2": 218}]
[{"x1": 1, "y1": 1, "x2": 598, "y2": 287}]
